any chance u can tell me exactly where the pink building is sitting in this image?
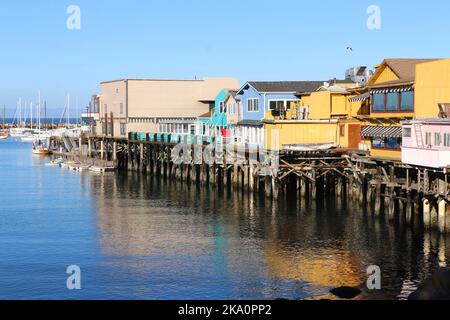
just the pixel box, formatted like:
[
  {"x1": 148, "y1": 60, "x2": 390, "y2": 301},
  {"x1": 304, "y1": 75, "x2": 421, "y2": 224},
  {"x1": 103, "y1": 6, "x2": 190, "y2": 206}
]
[{"x1": 402, "y1": 119, "x2": 450, "y2": 168}]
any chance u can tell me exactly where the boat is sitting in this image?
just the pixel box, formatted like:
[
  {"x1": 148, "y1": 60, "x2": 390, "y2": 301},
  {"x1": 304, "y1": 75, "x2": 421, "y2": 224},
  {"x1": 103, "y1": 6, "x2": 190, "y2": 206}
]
[
  {"x1": 89, "y1": 166, "x2": 117, "y2": 173},
  {"x1": 0, "y1": 106, "x2": 8, "y2": 139},
  {"x1": 283, "y1": 143, "x2": 336, "y2": 152},
  {"x1": 45, "y1": 158, "x2": 64, "y2": 167},
  {"x1": 21, "y1": 134, "x2": 36, "y2": 142},
  {"x1": 31, "y1": 92, "x2": 51, "y2": 155},
  {"x1": 32, "y1": 139, "x2": 51, "y2": 155}
]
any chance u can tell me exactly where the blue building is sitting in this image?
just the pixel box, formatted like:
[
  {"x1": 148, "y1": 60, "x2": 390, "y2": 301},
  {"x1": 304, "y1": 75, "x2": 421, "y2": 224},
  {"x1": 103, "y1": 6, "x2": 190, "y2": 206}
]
[
  {"x1": 196, "y1": 88, "x2": 239, "y2": 143},
  {"x1": 235, "y1": 81, "x2": 324, "y2": 148}
]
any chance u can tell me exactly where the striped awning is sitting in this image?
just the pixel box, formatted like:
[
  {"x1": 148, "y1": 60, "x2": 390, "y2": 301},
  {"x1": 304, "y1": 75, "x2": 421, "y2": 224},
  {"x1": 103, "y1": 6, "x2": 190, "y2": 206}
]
[
  {"x1": 349, "y1": 92, "x2": 370, "y2": 102},
  {"x1": 370, "y1": 85, "x2": 413, "y2": 94},
  {"x1": 361, "y1": 126, "x2": 402, "y2": 138}
]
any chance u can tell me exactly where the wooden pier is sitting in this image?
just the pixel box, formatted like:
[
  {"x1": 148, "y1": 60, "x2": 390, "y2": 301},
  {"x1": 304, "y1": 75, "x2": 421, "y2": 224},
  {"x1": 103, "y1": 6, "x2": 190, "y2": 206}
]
[{"x1": 49, "y1": 134, "x2": 450, "y2": 234}]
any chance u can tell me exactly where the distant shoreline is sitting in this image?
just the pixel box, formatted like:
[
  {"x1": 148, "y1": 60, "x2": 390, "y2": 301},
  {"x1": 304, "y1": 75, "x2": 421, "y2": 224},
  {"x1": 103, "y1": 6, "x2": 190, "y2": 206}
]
[{"x1": 1, "y1": 118, "x2": 80, "y2": 124}]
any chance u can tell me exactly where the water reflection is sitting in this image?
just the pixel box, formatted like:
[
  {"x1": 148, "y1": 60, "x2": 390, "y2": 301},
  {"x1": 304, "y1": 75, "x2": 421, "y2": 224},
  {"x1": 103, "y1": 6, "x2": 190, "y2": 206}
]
[
  {"x1": 3, "y1": 139, "x2": 448, "y2": 299},
  {"x1": 88, "y1": 172, "x2": 450, "y2": 300}
]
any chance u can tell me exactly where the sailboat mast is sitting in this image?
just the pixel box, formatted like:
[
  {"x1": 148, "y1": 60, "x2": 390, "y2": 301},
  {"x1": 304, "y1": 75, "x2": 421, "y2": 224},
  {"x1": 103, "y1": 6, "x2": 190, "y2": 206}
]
[
  {"x1": 67, "y1": 94, "x2": 70, "y2": 128},
  {"x1": 76, "y1": 96, "x2": 79, "y2": 126},
  {"x1": 38, "y1": 91, "x2": 41, "y2": 132},
  {"x1": 18, "y1": 98, "x2": 22, "y2": 128},
  {"x1": 2, "y1": 105, "x2": 5, "y2": 130},
  {"x1": 30, "y1": 102, "x2": 33, "y2": 130}
]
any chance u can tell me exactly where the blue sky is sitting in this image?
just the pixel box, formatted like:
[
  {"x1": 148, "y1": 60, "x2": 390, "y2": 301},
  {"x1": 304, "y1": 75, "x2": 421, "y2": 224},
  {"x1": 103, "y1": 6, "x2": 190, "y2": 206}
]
[{"x1": 1, "y1": 0, "x2": 450, "y2": 117}]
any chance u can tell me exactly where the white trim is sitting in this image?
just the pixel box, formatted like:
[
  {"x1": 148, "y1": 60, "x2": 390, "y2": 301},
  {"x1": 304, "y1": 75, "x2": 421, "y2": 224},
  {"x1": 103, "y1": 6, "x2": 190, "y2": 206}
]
[
  {"x1": 267, "y1": 98, "x2": 298, "y2": 112},
  {"x1": 247, "y1": 98, "x2": 260, "y2": 113},
  {"x1": 236, "y1": 82, "x2": 259, "y2": 96}
]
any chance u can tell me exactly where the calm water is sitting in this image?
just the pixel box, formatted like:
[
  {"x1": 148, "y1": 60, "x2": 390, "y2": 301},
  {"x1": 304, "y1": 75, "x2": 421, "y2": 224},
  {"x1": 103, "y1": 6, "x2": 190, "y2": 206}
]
[{"x1": 0, "y1": 139, "x2": 448, "y2": 300}]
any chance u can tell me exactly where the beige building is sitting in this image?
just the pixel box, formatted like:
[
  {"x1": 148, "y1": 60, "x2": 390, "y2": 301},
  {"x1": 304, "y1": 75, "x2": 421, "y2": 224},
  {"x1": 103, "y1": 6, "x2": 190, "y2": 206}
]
[{"x1": 96, "y1": 77, "x2": 239, "y2": 137}]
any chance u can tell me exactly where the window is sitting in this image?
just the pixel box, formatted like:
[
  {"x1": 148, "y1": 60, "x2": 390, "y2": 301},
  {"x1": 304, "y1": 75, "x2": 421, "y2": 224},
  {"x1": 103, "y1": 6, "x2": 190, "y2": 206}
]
[
  {"x1": 435, "y1": 133, "x2": 442, "y2": 146},
  {"x1": 269, "y1": 100, "x2": 295, "y2": 111},
  {"x1": 403, "y1": 128, "x2": 412, "y2": 138},
  {"x1": 372, "y1": 94, "x2": 385, "y2": 111},
  {"x1": 372, "y1": 137, "x2": 386, "y2": 148},
  {"x1": 386, "y1": 93, "x2": 399, "y2": 111},
  {"x1": 104, "y1": 104, "x2": 108, "y2": 114},
  {"x1": 120, "y1": 103, "x2": 124, "y2": 115},
  {"x1": 386, "y1": 137, "x2": 400, "y2": 149},
  {"x1": 400, "y1": 91, "x2": 414, "y2": 111},
  {"x1": 247, "y1": 98, "x2": 259, "y2": 112},
  {"x1": 372, "y1": 91, "x2": 414, "y2": 112},
  {"x1": 269, "y1": 100, "x2": 285, "y2": 111},
  {"x1": 444, "y1": 133, "x2": 450, "y2": 147},
  {"x1": 372, "y1": 137, "x2": 401, "y2": 150},
  {"x1": 340, "y1": 125, "x2": 346, "y2": 137},
  {"x1": 425, "y1": 132, "x2": 432, "y2": 145},
  {"x1": 120, "y1": 123, "x2": 126, "y2": 136},
  {"x1": 219, "y1": 102, "x2": 225, "y2": 114},
  {"x1": 298, "y1": 106, "x2": 309, "y2": 120}
]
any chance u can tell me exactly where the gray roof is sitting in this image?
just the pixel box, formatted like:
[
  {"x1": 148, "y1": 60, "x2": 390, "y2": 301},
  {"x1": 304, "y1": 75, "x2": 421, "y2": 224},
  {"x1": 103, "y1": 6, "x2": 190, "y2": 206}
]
[
  {"x1": 247, "y1": 81, "x2": 325, "y2": 93},
  {"x1": 236, "y1": 120, "x2": 263, "y2": 127},
  {"x1": 228, "y1": 90, "x2": 238, "y2": 98}
]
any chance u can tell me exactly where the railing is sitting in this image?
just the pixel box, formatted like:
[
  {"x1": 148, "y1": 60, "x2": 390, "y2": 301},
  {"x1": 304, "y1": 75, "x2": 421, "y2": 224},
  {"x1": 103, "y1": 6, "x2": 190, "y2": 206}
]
[{"x1": 129, "y1": 132, "x2": 219, "y2": 145}]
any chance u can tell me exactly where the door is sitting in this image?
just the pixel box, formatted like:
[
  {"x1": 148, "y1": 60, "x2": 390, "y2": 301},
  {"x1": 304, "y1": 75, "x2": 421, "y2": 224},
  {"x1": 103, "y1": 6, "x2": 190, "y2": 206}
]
[{"x1": 347, "y1": 124, "x2": 362, "y2": 149}]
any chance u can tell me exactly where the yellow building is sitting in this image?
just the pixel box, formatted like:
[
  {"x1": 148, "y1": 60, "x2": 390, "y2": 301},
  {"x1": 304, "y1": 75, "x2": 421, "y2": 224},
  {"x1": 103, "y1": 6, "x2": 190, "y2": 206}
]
[
  {"x1": 359, "y1": 58, "x2": 441, "y2": 160},
  {"x1": 415, "y1": 58, "x2": 450, "y2": 118},
  {"x1": 264, "y1": 80, "x2": 366, "y2": 150}
]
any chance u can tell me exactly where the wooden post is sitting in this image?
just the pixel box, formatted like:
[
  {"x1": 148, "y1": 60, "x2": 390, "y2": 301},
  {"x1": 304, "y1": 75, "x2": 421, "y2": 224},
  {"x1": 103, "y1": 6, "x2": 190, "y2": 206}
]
[
  {"x1": 423, "y1": 198, "x2": 431, "y2": 229},
  {"x1": 265, "y1": 174, "x2": 272, "y2": 198},
  {"x1": 311, "y1": 170, "x2": 317, "y2": 200},
  {"x1": 249, "y1": 165, "x2": 255, "y2": 193},
  {"x1": 438, "y1": 199, "x2": 447, "y2": 233},
  {"x1": 406, "y1": 193, "x2": 413, "y2": 225},
  {"x1": 88, "y1": 138, "x2": 92, "y2": 158},
  {"x1": 374, "y1": 181, "x2": 382, "y2": 215},
  {"x1": 359, "y1": 178, "x2": 365, "y2": 204},
  {"x1": 300, "y1": 177, "x2": 306, "y2": 198},
  {"x1": 272, "y1": 176, "x2": 279, "y2": 201},
  {"x1": 431, "y1": 201, "x2": 439, "y2": 230},
  {"x1": 243, "y1": 165, "x2": 249, "y2": 191},
  {"x1": 140, "y1": 143, "x2": 144, "y2": 172},
  {"x1": 100, "y1": 140, "x2": 104, "y2": 160},
  {"x1": 446, "y1": 203, "x2": 450, "y2": 233},
  {"x1": 336, "y1": 177, "x2": 343, "y2": 199}
]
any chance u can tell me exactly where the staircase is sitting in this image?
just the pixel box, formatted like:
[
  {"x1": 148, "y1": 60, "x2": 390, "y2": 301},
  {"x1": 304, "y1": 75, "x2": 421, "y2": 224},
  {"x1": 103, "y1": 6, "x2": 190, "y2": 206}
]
[
  {"x1": 418, "y1": 170, "x2": 429, "y2": 193},
  {"x1": 414, "y1": 124, "x2": 424, "y2": 148}
]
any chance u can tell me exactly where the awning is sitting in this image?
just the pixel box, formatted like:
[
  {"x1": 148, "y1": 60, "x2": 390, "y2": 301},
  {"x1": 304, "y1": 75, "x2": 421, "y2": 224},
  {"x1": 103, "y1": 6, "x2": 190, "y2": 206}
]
[
  {"x1": 349, "y1": 92, "x2": 370, "y2": 102},
  {"x1": 361, "y1": 126, "x2": 402, "y2": 138},
  {"x1": 370, "y1": 85, "x2": 413, "y2": 94}
]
